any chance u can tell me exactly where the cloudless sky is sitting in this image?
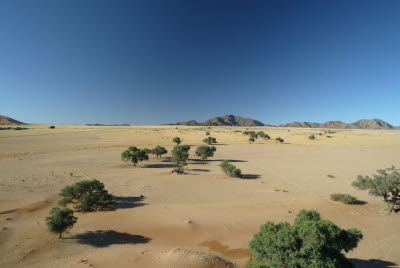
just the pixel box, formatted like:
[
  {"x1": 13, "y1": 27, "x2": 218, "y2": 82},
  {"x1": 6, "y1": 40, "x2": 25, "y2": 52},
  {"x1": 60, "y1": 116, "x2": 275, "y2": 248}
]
[{"x1": 1, "y1": 0, "x2": 399, "y2": 125}]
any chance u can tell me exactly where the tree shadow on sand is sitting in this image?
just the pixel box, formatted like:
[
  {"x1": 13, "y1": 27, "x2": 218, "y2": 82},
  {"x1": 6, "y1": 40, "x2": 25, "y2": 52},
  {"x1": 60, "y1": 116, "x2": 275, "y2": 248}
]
[
  {"x1": 241, "y1": 174, "x2": 261, "y2": 180},
  {"x1": 145, "y1": 163, "x2": 175, "y2": 168},
  {"x1": 191, "y1": 168, "x2": 210, "y2": 172},
  {"x1": 189, "y1": 159, "x2": 247, "y2": 163},
  {"x1": 101, "y1": 196, "x2": 146, "y2": 211},
  {"x1": 73, "y1": 230, "x2": 151, "y2": 248},
  {"x1": 350, "y1": 258, "x2": 398, "y2": 268}
]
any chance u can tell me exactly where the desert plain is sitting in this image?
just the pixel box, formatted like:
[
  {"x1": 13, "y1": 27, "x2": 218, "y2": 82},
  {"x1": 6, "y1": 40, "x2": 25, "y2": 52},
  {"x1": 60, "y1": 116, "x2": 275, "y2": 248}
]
[{"x1": 1, "y1": 125, "x2": 400, "y2": 268}]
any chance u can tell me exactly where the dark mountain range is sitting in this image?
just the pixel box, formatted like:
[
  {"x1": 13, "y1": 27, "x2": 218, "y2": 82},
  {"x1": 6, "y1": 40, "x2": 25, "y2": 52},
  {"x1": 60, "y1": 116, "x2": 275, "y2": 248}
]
[
  {"x1": 172, "y1": 115, "x2": 264, "y2": 126},
  {"x1": 280, "y1": 119, "x2": 397, "y2": 130},
  {"x1": 0, "y1": 115, "x2": 26, "y2": 125}
]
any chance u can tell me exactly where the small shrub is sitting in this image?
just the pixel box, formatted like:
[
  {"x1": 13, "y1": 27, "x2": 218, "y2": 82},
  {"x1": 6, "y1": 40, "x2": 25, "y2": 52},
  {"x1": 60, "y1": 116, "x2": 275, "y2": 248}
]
[
  {"x1": 151, "y1": 145, "x2": 168, "y2": 158},
  {"x1": 58, "y1": 180, "x2": 112, "y2": 211},
  {"x1": 326, "y1": 135, "x2": 333, "y2": 138},
  {"x1": 220, "y1": 160, "x2": 242, "y2": 178},
  {"x1": 327, "y1": 174, "x2": 335, "y2": 178},
  {"x1": 308, "y1": 135, "x2": 316, "y2": 140},
  {"x1": 172, "y1": 145, "x2": 190, "y2": 173},
  {"x1": 248, "y1": 137, "x2": 255, "y2": 144},
  {"x1": 173, "y1": 137, "x2": 182, "y2": 145},
  {"x1": 203, "y1": 136, "x2": 217, "y2": 145},
  {"x1": 275, "y1": 137, "x2": 284, "y2": 143},
  {"x1": 121, "y1": 146, "x2": 149, "y2": 166},
  {"x1": 49, "y1": 126, "x2": 55, "y2": 129},
  {"x1": 14, "y1": 127, "x2": 29, "y2": 130},
  {"x1": 195, "y1": 145, "x2": 216, "y2": 161},
  {"x1": 45, "y1": 207, "x2": 77, "y2": 239},
  {"x1": 205, "y1": 132, "x2": 210, "y2": 135},
  {"x1": 330, "y1": 193, "x2": 358, "y2": 204}
]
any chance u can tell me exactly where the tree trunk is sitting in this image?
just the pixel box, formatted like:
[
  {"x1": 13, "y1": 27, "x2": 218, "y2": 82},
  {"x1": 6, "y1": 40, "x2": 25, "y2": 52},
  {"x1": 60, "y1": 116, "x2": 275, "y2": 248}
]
[{"x1": 59, "y1": 233, "x2": 62, "y2": 239}]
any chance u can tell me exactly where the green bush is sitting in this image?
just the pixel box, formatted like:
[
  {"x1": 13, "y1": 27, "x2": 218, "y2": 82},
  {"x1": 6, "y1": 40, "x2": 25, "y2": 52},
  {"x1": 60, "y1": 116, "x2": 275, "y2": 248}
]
[
  {"x1": 247, "y1": 209, "x2": 363, "y2": 268},
  {"x1": 309, "y1": 135, "x2": 316, "y2": 140},
  {"x1": 205, "y1": 131, "x2": 210, "y2": 135},
  {"x1": 151, "y1": 145, "x2": 168, "y2": 158},
  {"x1": 195, "y1": 145, "x2": 216, "y2": 161},
  {"x1": 173, "y1": 137, "x2": 182, "y2": 145},
  {"x1": 352, "y1": 166, "x2": 400, "y2": 212},
  {"x1": 46, "y1": 207, "x2": 77, "y2": 239},
  {"x1": 330, "y1": 193, "x2": 358, "y2": 204},
  {"x1": 121, "y1": 146, "x2": 149, "y2": 166},
  {"x1": 275, "y1": 137, "x2": 284, "y2": 143},
  {"x1": 58, "y1": 180, "x2": 112, "y2": 211},
  {"x1": 203, "y1": 136, "x2": 217, "y2": 145},
  {"x1": 220, "y1": 160, "x2": 242, "y2": 178},
  {"x1": 172, "y1": 145, "x2": 190, "y2": 173},
  {"x1": 248, "y1": 137, "x2": 255, "y2": 144},
  {"x1": 49, "y1": 126, "x2": 55, "y2": 129}
]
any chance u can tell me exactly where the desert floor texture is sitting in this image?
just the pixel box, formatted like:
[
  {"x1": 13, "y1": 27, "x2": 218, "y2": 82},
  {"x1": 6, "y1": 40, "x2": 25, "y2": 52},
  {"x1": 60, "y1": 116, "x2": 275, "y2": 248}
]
[{"x1": 1, "y1": 125, "x2": 400, "y2": 268}]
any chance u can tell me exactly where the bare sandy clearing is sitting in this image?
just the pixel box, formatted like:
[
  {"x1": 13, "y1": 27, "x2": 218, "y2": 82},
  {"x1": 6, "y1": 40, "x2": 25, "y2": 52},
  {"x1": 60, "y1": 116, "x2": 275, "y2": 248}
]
[{"x1": 1, "y1": 125, "x2": 400, "y2": 267}]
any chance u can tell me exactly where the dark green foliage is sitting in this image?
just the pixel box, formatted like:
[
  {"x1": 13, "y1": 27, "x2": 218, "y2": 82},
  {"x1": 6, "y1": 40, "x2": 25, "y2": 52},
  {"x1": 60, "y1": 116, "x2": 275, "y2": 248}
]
[
  {"x1": 49, "y1": 126, "x2": 55, "y2": 129},
  {"x1": 0, "y1": 127, "x2": 29, "y2": 130},
  {"x1": 352, "y1": 166, "x2": 400, "y2": 212},
  {"x1": 275, "y1": 137, "x2": 284, "y2": 143},
  {"x1": 243, "y1": 131, "x2": 256, "y2": 136},
  {"x1": 309, "y1": 135, "x2": 316, "y2": 140},
  {"x1": 206, "y1": 132, "x2": 210, "y2": 135},
  {"x1": 327, "y1": 135, "x2": 333, "y2": 138},
  {"x1": 247, "y1": 209, "x2": 363, "y2": 268},
  {"x1": 45, "y1": 207, "x2": 77, "y2": 238},
  {"x1": 330, "y1": 193, "x2": 358, "y2": 204},
  {"x1": 220, "y1": 160, "x2": 242, "y2": 178},
  {"x1": 203, "y1": 136, "x2": 217, "y2": 145},
  {"x1": 151, "y1": 145, "x2": 168, "y2": 158},
  {"x1": 258, "y1": 132, "x2": 270, "y2": 140},
  {"x1": 0, "y1": 127, "x2": 12, "y2": 130},
  {"x1": 171, "y1": 145, "x2": 191, "y2": 173},
  {"x1": 195, "y1": 145, "x2": 216, "y2": 161},
  {"x1": 248, "y1": 137, "x2": 255, "y2": 144},
  {"x1": 173, "y1": 137, "x2": 182, "y2": 145},
  {"x1": 121, "y1": 146, "x2": 149, "y2": 166},
  {"x1": 250, "y1": 133, "x2": 258, "y2": 139},
  {"x1": 58, "y1": 180, "x2": 112, "y2": 211},
  {"x1": 142, "y1": 148, "x2": 152, "y2": 154}
]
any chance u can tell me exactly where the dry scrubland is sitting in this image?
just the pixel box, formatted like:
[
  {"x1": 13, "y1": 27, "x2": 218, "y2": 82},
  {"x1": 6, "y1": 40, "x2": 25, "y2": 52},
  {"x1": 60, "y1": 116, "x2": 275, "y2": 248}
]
[{"x1": 1, "y1": 125, "x2": 400, "y2": 267}]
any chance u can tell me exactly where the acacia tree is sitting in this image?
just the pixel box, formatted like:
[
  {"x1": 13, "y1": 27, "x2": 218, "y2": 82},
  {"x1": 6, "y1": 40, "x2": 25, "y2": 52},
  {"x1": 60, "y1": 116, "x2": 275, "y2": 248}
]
[
  {"x1": 151, "y1": 145, "x2": 168, "y2": 158},
  {"x1": 247, "y1": 209, "x2": 363, "y2": 268},
  {"x1": 352, "y1": 166, "x2": 400, "y2": 212},
  {"x1": 203, "y1": 137, "x2": 217, "y2": 145},
  {"x1": 45, "y1": 207, "x2": 77, "y2": 239},
  {"x1": 195, "y1": 145, "x2": 216, "y2": 161},
  {"x1": 173, "y1": 137, "x2": 182, "y2": 145},
  {"x1": 275, "y1": 137, "x2": 284, "y2": 143},
  {"x1": 220, "y1": 160, "x2": 242, "y2": 178},
  {"x1": 249, "y1": 137, "x2": 255, "y2": 144},
  {"x1": 171, "y1": 145, "x2": 190, "y2": 173},
  {"x1": 58, "y1": 180, "x2": 112, "y2": 211},
  {"x1": 121, "y1": 146, "x2": 149, "y2": 166}
]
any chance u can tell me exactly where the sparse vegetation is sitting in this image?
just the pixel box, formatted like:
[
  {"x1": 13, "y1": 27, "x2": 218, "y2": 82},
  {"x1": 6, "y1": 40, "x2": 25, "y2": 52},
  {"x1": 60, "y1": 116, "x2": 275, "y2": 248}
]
[
  {"x1": 220, "y1": 160, "x2": 242, "y2": 178},
  {"x1": 205, "y1": 131, "x2": 210, "y2": 135},
  {"x1": 248, "y1": 137, "x2": 255, "y2": 144},
  {"x1": 308, "y1": 135, "x2": 316, "y2": 140},
  {"x1": 203, "y1": 136, "x2": 217, "y2": 145},
  {"x1": 275, "y1": 137, "x2": 284, "y2": 143},
  {"x1": 121, "y1": 146, "x2": 149, "y2": 166},
  {"x1": 173, "y1": 137, "x2": 182, "y2": 145},
  {"x1": 330, "y1": 193, "x2": 358, "y2": 204},
  {"x1": 327, "y1": 174, "x2": 335, "y2": 178},
  {"x1": 46, "y1": 207, "x2": 77, "y2": 239},
  {"x1": 58, "y1": 180, "x2": 112, "y2": 211},
  {"x1": 352, "y1": 166, "x2": 400, "y2": 212},
  {"x1": 171, "y1": 145, "x2": 190, "y2": 173},
  {"x1": 49, "y1": 125, "x2": 55, "y2": 129},
  {"x1": 195, "y1": 145, "x2": 216, "y2": 161},
  {"x1": 142, "y1": 148, "x2": 152, "y2": 154},
  {"x1": 0, "y1": 127, "x2": 29, "y2": 130},
  {"x1": 151, "y1": 145, "x2": 168, "y2": 158},
  {"x1": 247, "y1": 209, "x2": 363, "y2": 268}
]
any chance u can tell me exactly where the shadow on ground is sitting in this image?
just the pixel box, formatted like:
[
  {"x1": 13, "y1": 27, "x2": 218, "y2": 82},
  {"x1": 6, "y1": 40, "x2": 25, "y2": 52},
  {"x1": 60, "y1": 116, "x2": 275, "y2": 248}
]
[
  {"x1": 74, "y1": 230, "x2": 151, "y2": 248},
  {"x1": 191, "y1": 168, "x2": 210, "y2": 172},
  {"x1": 101, "y1": 196, "x2": 146, "y2": 211},
  {"x1": 145, "y1": 163, "x2": 174, "y2": 168},
  {"x1": 189, "y1": 159, "x2": 247, "y2": 163},
  {"x1": 350, "y1": 258, "x2": 397, "y2": 268},
  {"x1": 241, "y1": 174, "x2": 261, "y2": 180}
]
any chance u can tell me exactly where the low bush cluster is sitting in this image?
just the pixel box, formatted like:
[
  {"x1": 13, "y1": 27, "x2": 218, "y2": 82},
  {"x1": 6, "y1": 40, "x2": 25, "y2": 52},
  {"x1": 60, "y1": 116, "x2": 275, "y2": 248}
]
[
  {"x1": 330, "y1": 193, "x2": 358, "y2": 204},
  {"x1": 220, "y1": 160, "x2": 242, "y2": 178}
]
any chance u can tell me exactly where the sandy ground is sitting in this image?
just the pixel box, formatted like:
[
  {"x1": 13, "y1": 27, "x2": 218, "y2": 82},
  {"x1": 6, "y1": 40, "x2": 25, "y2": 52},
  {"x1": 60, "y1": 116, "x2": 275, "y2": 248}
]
[{"x1": 1, "y1": 125, "x2": 400, "y2": 267}]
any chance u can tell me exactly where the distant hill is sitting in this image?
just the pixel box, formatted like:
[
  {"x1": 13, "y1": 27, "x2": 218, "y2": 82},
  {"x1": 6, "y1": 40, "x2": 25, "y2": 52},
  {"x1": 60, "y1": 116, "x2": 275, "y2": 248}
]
[
  {"x1": 171, "y1": 115, "x2": 264, "y2": 126},
  {"x1": 280, "y1": 119, "x2": 396, "y2": 130},
  {"x1": 0, "y1": 115, "x2": 26, "y2": 125}
]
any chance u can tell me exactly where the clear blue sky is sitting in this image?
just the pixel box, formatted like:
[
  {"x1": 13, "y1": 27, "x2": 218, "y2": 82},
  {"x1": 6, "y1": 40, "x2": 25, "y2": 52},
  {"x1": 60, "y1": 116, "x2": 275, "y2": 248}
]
[{"x1": 1, "y1": 0, "x2": 399, "y2": 125}]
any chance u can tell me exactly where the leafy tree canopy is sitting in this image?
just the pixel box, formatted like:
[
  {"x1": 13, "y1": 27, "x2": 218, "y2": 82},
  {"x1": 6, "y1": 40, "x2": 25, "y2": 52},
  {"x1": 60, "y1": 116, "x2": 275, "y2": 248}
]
[
  {"x1": 247, "y1": 209, "x2": 363, "y2": 268},
  {"x1": 203, "y1": 136, "x2": 217, "y2": 145},
  {"x1": 121, "y1": 146, "x2": 149, "y2": 166},
  {"x1": 151, "y1": 145, "x2": 168, "y2": 158},
  {"x1": 195, "y1": 145, "x2": 216, "y2": 161},
  {"x1": 45, "y1": 207, "x2": 77, "y2": 238}
]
